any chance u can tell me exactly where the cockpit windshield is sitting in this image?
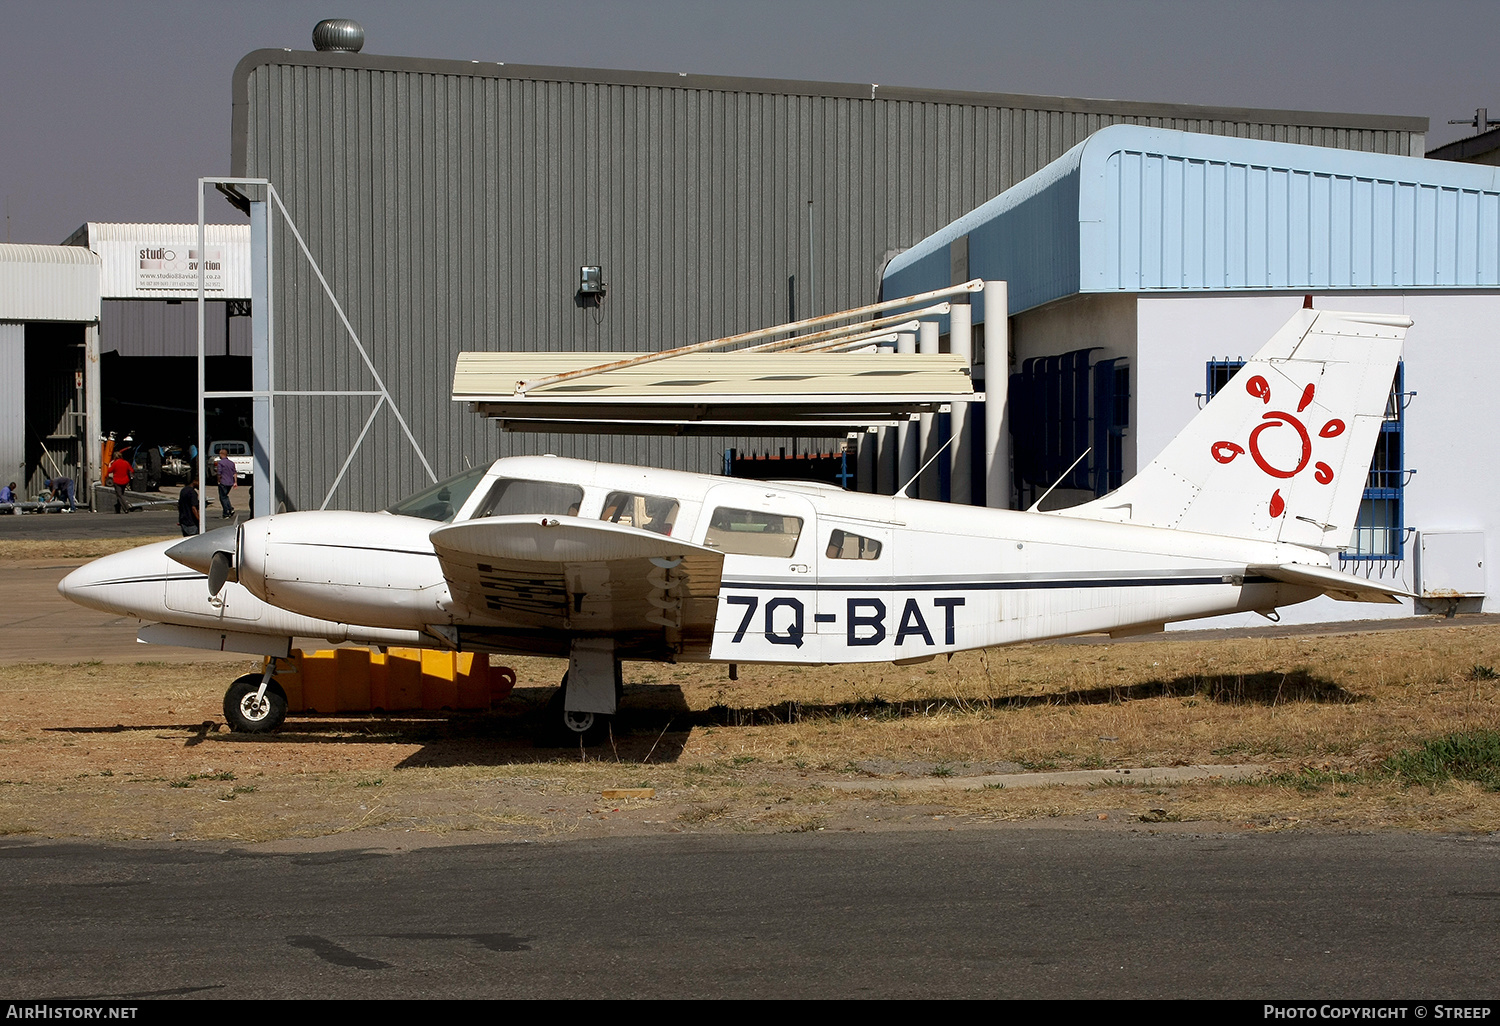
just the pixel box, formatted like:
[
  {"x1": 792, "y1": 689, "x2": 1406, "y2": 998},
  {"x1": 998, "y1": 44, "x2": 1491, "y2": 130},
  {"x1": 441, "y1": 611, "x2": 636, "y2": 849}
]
[
  {"x1": 383, "y1": 465, "x2": 490, "y2": 523},
  {"x1": 473, "y1": 477, "x2": 585, "y2": 518}
]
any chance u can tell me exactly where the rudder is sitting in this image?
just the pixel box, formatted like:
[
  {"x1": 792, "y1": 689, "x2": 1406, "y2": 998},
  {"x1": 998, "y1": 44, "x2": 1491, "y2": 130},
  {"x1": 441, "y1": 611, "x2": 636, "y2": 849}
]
[{"x1": 1057, "y1": 309, "x2": 1408, "y2": 552}]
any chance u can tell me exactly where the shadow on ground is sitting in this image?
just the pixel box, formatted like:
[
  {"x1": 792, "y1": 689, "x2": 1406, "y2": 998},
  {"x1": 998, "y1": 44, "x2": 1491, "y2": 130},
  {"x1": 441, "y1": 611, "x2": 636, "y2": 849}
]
[
  {"x1": 687, "y1": 669, "x2": 1360, "y2": 728},
  {"x1": 39, "y1": 670, "x2": 1357, "y2": 767},
  {"x1": 43, "y1": 685, "x2": 698, "y2": 767},
  {"x1": 1008, "y1": 669, "x2": 1359, "y2": 707}
]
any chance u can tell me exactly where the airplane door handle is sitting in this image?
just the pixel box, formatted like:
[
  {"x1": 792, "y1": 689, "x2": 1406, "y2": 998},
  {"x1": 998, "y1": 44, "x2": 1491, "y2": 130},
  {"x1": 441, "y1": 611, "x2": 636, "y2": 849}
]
[{"x1": 790, "y1": 564, "x2": 810, "y2": 573}]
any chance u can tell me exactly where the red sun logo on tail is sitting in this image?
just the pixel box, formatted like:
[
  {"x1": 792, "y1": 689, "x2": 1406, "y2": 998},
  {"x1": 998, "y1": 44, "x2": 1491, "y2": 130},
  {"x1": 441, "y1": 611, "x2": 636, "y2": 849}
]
[{"x1": 1209, "y1": 375, "x2": 1344, "y2": 518}]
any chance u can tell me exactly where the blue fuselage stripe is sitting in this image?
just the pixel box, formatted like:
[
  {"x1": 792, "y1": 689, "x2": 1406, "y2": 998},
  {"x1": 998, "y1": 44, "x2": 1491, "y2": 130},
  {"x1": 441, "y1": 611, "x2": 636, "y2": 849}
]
[{"x1": 719, "y1": 575, "x2": 1277, "y2": 593}]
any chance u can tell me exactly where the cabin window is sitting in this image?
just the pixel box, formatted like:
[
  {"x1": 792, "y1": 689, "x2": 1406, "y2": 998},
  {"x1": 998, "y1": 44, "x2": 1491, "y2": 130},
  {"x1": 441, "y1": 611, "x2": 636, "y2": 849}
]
[
  {"x1": 600, "y1": 491, "x2": 680, "y2": 535},
  {"x1": 473, "y1": 478, "x2": 585, "y2": 518},
  {"x1": 384, "y1": 465, "x2": 490, "y2": 523},
  {"x1": 826, "y1": 528, "x2": 882, "y2": 560},
  {"x1": 703, "y1": 506, "x2": 803, "y2": 558}
]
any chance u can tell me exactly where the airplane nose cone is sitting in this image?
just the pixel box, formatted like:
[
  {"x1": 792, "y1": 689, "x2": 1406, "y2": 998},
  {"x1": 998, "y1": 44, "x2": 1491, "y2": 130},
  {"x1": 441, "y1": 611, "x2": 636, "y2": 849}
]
[
  {"x1": 57, "y1": 561, "x2": 96, "y2": 602},
  {"x1": 57, "y1": 550, "x2": 138, "y2": 613},
  {"x1": 166, "y1": 525, "x2": 238, "y2": 574},
  {"x1": 57, "y1": 539, "x2": 187, "y2": 617}
]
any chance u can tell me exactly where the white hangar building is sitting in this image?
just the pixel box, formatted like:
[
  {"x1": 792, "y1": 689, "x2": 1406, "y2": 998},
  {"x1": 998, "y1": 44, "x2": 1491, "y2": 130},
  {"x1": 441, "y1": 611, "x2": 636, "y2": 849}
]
[
  {"x1": 0, "y1": 244, "x2": 100, "y2": 499},
  {"x1": 882, "y1": 125, "x2": 1499, "y2": 626},
  {"x1": 0, "y1": 226, "x2": 250, "y2": 501}
]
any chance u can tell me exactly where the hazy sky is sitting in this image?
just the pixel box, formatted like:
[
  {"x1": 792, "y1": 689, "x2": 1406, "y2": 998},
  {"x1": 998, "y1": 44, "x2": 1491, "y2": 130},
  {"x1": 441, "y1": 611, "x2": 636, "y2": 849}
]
[{"x1": 1, "y1": 0, "x2": 1494, "y2": 244}]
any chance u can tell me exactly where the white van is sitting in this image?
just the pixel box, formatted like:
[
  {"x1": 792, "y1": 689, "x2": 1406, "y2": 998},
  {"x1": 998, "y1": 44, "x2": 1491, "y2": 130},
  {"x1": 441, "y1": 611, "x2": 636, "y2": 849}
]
[{"x1": 209, "y1": 440, "x2": 254, "y2": 483}]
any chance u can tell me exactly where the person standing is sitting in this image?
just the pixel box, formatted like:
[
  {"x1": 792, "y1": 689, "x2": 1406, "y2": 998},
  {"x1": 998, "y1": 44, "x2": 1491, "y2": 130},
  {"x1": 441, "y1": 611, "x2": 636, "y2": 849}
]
[
  {"x1": 215, "y1": 448, "x2": 237, "y2": 519},
  {"x1": 178, "y1": 475, "x2": 201, "y2": 536},
  {"x1": 108, "y1": 452, "x2": 134, "y2": 513}
]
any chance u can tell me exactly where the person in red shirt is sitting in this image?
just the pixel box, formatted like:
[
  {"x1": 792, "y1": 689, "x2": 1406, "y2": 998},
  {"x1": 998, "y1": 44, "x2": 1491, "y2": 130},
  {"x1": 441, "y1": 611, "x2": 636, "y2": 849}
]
[{"x1": 108, "y1": 452, "x2": 134, "y2": 513}]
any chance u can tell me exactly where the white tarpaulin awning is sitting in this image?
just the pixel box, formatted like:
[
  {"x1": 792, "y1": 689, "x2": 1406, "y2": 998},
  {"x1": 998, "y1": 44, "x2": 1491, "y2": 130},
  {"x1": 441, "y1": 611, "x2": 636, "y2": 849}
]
[
  {"x1": 452, "y1": 281, "x2": 988, "y2": 434},
  {"x1": 452, "y1": 351, "x2": 980, "y2": 434}
]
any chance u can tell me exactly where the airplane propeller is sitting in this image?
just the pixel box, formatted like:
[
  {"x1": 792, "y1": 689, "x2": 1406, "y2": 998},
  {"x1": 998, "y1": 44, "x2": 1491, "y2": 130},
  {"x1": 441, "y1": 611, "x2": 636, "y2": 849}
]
[
  {"x1": 208, "y1": 550, "x2": 235, "y2": 597},
  {"x1": 165, "y1": 526, "x2": 240, "y2": 597}
]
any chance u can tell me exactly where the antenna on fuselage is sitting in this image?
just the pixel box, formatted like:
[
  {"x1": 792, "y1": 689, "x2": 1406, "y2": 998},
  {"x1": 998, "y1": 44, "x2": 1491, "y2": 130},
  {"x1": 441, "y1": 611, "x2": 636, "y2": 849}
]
[
  {"x1": 895, "y1": 435, "x2": 955, "y2": 499},
  {"x1": 1026, "y1": 447, "x2": 1092, "y2": 513}
]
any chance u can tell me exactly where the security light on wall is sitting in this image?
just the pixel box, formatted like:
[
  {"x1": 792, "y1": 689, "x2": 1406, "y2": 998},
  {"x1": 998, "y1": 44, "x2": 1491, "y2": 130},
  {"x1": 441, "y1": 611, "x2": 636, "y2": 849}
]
[{"x1": 579, "y1": 265, "x2": 607, "y2": 297}]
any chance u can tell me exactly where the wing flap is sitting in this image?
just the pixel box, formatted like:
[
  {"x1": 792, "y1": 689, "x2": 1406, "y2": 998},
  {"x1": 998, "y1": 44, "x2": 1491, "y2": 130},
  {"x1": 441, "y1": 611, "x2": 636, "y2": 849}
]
[
  {"x1": 430, "y1": 516, "x2": 725, "y2": 636},
  {"x1": 1249, "y1": 562, "x2": 1412, "y2": 604}
]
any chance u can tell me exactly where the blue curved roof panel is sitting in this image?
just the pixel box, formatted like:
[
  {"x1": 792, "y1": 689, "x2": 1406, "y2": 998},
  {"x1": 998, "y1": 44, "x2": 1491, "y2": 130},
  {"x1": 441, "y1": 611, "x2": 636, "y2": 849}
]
[{"x1": 882, "y1": 125, "x2": 1500, "y2": 319}]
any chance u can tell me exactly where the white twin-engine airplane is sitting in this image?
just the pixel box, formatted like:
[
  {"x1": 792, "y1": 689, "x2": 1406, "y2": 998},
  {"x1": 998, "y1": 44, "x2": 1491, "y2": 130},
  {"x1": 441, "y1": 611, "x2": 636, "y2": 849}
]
[{"x1": 60, "y1": 308, "x2": 1412, "y2": 742}]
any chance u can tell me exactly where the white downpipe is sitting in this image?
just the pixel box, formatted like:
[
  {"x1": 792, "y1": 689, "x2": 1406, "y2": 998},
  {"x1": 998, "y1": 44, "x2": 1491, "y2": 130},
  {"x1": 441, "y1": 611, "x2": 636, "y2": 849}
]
[
  {"x1": 948, "y1": 302, "x2": 972, "y2": 506},
  {"x1": 896, "y1": 331, "x2": 918, "y2": 493},
  {"x1": 984, "y1": 280, "x2": 1010, "y2": 509},
  {"x1": 917, "y1": 320, "x2": 940, "y2": 501}
]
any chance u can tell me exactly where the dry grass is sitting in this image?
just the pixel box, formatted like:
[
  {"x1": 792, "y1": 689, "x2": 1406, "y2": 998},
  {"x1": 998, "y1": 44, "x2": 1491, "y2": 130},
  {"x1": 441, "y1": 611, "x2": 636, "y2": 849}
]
[
  {"x1": 1, "y1": 625, "x2": 1497, "y2": 842},
  {"x1": 671, "y1": 628, "x2": 1500, "y2": 772}
]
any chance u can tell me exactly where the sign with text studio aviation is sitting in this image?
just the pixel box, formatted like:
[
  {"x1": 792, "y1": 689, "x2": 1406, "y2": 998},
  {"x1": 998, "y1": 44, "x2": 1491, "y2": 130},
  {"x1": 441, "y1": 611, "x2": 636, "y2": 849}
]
[{"x1": 135, "y1": 245, "x2": 226, "y2": 290}]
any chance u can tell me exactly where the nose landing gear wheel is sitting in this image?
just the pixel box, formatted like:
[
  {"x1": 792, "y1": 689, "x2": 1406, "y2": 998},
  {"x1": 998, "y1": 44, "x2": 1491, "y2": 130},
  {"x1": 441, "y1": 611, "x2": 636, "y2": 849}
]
[
  {"x1": 545, "y1": 670, "x2": 620, "y2": 747},
  {"x1": 223, "y1": 673, "x2": 288, "y2": 734},
  {"x1": 546, "y1": 687, "x2": 612, "y2": 747}
]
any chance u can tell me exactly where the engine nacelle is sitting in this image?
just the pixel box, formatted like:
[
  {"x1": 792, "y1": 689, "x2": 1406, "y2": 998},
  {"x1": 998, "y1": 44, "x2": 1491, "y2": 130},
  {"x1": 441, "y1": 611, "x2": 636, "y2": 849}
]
[{"x1": 236, "y1": 511, "x2": 454, "y2": 630}]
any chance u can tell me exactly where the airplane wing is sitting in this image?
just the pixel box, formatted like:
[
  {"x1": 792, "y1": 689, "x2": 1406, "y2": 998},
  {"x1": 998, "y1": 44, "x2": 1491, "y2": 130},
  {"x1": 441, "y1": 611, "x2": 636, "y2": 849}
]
[
  {"x1": 429, "y1": 516, "x2": 725, "y2": 640},
  {"x1": 1249, "y1": 562, "x2": 1412, "y2": 604}
]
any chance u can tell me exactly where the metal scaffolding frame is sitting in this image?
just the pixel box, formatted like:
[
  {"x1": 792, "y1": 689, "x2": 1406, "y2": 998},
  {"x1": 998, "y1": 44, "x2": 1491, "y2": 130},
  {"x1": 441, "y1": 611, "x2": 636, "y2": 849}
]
[{"x1": 193, "y1": 177, "x2": 437, "y2": 528}]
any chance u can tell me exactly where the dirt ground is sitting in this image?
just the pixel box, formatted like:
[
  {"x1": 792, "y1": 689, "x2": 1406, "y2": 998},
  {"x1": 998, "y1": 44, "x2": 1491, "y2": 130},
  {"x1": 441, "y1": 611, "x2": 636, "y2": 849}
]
[{"x1": 3, "y1": 542, "x2": 1499, "y2": 847}]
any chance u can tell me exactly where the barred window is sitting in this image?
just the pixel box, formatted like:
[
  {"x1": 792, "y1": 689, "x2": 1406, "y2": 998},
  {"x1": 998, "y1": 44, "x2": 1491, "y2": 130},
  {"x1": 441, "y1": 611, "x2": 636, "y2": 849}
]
[{"x1": 1341, "y1": 365, "x2": 1408, "y2": 562}]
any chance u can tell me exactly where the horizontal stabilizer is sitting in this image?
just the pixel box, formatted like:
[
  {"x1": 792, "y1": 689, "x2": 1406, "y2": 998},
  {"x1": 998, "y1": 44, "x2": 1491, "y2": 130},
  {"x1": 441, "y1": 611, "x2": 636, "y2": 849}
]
[{"x1": 1249, "y1": 563, "x2": 1411, "y2": 604}]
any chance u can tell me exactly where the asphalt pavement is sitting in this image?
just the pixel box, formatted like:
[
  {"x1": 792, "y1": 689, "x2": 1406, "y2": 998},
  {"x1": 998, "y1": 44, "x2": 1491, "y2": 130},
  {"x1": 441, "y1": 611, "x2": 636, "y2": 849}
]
[
  {"x1": 0, "y1": 475, "x2": 259, "y2": 538},
  {"x1": 0, "y1": 559, "x2": 248, "y2": 664},
  {"x1": 1, "y1": 828, "x2": 1496, "y2": 999},
  {"x1": 0, "y1": 502, "x2": 251, "y2": 665}
]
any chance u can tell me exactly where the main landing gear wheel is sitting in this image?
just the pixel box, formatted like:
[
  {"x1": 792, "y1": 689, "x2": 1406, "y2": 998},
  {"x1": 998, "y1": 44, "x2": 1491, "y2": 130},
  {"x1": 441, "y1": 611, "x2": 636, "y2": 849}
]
[
  {"x1": 223, "y1": 673, "x2": 288, "y2": 734},
  {"x1": 545, "y1": 670, "x2": 622, "y2": 748}
]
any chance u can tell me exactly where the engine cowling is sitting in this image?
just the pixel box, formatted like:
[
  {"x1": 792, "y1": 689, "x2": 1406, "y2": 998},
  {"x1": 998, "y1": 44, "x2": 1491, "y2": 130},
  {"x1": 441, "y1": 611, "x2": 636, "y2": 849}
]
[{"x1": 235, "y1": 511, "x2": 455, "y2": 630}]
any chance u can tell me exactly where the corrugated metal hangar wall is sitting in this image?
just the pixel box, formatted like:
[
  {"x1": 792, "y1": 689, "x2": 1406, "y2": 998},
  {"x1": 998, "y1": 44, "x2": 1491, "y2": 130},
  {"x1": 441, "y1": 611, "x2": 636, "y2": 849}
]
[{"x1": 230, "y1": 49, "x2": 1426, "y2": 512}]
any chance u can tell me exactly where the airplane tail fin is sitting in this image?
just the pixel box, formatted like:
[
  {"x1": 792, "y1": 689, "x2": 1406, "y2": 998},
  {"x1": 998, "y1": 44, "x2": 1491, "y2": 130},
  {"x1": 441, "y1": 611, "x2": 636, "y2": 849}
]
[{"x1": 1057, "y1": 309, "x2": 1408, "y2": 552}]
